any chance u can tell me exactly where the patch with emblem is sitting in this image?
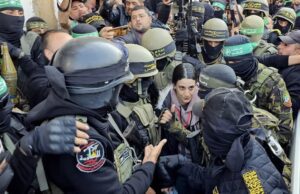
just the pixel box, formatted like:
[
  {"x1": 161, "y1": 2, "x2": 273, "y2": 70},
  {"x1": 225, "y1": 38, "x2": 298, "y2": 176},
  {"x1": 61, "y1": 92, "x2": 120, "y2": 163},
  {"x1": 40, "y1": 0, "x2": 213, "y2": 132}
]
[
  {"x1": 76, "y1": 139, "x2": 106, "y2": 173},
  {"x1": 242, "y1": 170, "x2": 265, "y2": 194},
  {"x1": 283, "y1": 91, "x2": 292, "y2": 108}
]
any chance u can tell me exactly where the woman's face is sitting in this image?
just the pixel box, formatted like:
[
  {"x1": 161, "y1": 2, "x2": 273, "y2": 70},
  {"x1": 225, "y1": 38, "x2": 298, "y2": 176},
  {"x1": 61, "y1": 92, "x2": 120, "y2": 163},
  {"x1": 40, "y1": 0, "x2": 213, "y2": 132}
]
[{"x1": 174, "y1": 79, "x2": 197, "y2": 105}]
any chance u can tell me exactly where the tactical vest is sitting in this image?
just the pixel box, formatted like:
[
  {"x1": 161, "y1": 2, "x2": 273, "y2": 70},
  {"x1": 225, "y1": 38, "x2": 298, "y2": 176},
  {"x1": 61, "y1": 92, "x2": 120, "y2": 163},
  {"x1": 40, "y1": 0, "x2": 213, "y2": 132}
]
[
  {"x1": 1, "y1": 109, "x2": 51, "y2": 193},
  {"x1": 107, "y1": 114, "x2": 141, "y2": 183},
  {"x1": 116, "y1": 100, "x2": 161, "y2": 146},
  {"x1": 253, "y1": 40, "x2": 278, "y2": 57},
  {"x1": 245, "y1": 63, "x2": 278, "y2": 105},
  {"x1": 252, "y1": 106, "x2": 280, "y2": 136},
  {"x1": 154, "y1": 51, "x2": 184, "y2": 90}
]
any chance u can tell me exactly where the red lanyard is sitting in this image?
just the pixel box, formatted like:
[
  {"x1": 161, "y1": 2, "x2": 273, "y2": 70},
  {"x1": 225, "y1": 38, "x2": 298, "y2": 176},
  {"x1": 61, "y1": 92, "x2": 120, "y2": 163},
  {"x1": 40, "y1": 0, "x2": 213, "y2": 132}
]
[{"x1": 175, "y1": 107, "x2": 192, "y2": 128}]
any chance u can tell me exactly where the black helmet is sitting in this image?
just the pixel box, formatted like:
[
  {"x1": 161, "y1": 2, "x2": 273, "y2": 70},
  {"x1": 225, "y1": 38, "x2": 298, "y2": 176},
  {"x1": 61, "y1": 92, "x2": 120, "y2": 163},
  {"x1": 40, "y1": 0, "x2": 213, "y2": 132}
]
[{"x1": 48, "y1": 37, "x2": 133, "y2": 109}]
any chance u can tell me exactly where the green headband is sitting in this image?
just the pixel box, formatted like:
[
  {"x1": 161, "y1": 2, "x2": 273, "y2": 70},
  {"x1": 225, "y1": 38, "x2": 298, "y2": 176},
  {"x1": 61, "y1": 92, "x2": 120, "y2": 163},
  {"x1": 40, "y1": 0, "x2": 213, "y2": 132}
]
[
  {"x1": 0, "y1": 76, "x2": 8, "y2": 96},
  {"x1": 239, "y1": 27, "x2": 264, "y2": 35},
  {"x1": 212, "y1": 2, "x2": 226, "y2": 10},
  {"x1": 72, "y1": 31, "x2": 99, "y2": 38},
  {"x1": 0, "y1": 0, "x2": 23, "y2": 10},
  {"x1": 27, "y1": 22, "x2": 48, "y2": 30},
  {"x1": 297, "y1": 12, "x2": 300, "y2": 17},
  {"x1": 223, "y1": 43, "x2": 254, "y2": 57}
]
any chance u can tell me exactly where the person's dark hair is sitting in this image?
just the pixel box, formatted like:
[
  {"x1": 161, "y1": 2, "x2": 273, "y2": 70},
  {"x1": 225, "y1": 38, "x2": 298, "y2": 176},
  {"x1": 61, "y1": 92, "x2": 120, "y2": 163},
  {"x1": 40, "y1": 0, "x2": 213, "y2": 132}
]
[
  {"x1": 131, "y1": 5, "x2": 151, "y2": 16},
  {"x1": 41, "y1": 29, "x2": 69, "y2": 50},
  {"x1": 172, "y1": 63, "x2": 197, "y2": 85}
]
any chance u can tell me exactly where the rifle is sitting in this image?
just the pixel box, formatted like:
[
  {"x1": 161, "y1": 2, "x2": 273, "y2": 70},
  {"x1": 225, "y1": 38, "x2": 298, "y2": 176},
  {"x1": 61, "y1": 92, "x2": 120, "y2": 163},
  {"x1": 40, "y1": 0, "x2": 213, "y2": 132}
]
[{"x1": 172, "y1": 0, "x2": 201, "y2": 57}]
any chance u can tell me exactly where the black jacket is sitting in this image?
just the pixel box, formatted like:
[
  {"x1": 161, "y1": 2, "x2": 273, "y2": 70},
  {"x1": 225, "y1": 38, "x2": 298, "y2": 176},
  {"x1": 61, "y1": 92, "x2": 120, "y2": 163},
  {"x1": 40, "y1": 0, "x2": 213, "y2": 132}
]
[
  {"x1": 17, "y1": 55, "x2": 50, "y2": 107},
  {"x1": 280, "y1": 65, "x2": 300, "y2": 119},
  {"x1": 104, "y1": 2, "x2": 170, "y2": 28},
  {"x1": 26, "y1": 91, "x2": 155, "y2": 194},
  {"x1": 177, "y1": 137, "x2": 289, "y2": 194}
]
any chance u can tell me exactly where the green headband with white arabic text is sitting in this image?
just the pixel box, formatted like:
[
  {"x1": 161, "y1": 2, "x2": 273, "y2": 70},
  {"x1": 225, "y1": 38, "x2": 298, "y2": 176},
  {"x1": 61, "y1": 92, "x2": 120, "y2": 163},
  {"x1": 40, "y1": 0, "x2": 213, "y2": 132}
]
[
  {"x1": 0, "y1": 0, "x2": 23, "y2": 11},
  {"x1": 239, "y1": 27, "x2": 264, "y2": 35},
  {"x1": 212, "y1": 2, "x2": 226, "y2": 10},
  {"x1": 223, "y1": 43, "x2": 254, "y2": 57},
  {"x1": 72, "y1": 31, "x2": 99, "y2": 38}
]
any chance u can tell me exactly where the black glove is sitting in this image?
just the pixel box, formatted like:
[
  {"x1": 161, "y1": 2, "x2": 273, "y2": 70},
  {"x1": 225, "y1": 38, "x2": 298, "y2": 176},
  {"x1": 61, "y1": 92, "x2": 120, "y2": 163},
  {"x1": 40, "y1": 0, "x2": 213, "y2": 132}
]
[
  {"x1": 267, "y1": 31, "x2": 280, "y2": 46},
  {"x1": 156, "y1": 154, "x2": 187, "y2": 188},
  {"x1": 177, "y1": 162, "x2": 207, "y2": 193},
  {"x1": 20, "y1": 116, "x2": 78, "y2": 156},
  {"x1": 0, "y1": 38, "x2": 24, "y2": 59}
]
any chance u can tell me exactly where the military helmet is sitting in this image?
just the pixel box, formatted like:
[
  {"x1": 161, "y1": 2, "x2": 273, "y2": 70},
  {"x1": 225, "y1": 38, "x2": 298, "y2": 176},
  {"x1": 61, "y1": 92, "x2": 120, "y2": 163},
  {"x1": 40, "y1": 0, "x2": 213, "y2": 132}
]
[
  {"x1": 273, "y1": 7, "x2": 296, "y2": 28},
  {"x1": 50, "y1": 37, "x2": 133, "y2": 108},
  {"x1": 191, "y1": 1, "x2": 205, "y2": 17},
  {"x1": 26, "y1": 16, "x2": 48, "y2": 32},
  {"x1": 202, "y1": 18, "x2": 229, "y2": 41},
  {"x1": 199, "y1": 64, "x2": 237, "y2": 89},
  {"x1": 141, "y1": 28, "x2": 176, "y2": 60},
  {"x1": 243, "y1": 0, "x2": 269, "y2": 17},
  {"x1": 240, "y1": 15, "x2": 265, "y2": 43},
  {"x1": 125, "y1": 44, "x2": 158, "y2": 78}
]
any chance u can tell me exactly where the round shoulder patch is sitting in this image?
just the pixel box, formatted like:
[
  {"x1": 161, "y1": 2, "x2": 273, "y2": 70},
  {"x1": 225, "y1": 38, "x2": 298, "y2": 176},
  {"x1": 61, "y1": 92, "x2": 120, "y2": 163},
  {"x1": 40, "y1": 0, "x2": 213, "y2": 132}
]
[{"x1": 76, "y1": 139, "x2": 106, "y2": 173}]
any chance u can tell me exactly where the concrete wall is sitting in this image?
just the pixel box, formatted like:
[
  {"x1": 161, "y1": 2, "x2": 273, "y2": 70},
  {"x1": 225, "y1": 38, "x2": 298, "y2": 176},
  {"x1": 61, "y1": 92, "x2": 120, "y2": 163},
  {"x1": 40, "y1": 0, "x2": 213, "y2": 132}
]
[{"x1": 21, "y1": 0, "x2": 59, "y2": 29}]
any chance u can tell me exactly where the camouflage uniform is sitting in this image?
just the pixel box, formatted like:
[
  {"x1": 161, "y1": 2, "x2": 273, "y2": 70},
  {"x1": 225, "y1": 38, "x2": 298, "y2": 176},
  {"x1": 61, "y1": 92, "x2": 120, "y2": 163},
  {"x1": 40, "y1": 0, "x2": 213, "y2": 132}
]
[
  {"x1": 245, "y1": 63, "x2": 293, "y2": 146},
  {"x1": 253, "y1": 39, "x2": 278, "y2": 57}
]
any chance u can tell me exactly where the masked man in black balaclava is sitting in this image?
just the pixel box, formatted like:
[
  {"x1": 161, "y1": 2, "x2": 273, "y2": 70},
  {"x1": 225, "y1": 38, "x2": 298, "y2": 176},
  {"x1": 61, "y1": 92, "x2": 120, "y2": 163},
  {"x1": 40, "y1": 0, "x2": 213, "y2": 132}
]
[
  {"x1": 157, "y1": 88, "x2": 289, "y2": 194},
  {"x1": 0, "y1": 0, "x2": 24, "y2": 48},
  {"x1": 25, "y1": 37, "x2": 166, "y2": 194},
  {"x1": 223, "y1": 35, "x2": 293, "y2": 150}
]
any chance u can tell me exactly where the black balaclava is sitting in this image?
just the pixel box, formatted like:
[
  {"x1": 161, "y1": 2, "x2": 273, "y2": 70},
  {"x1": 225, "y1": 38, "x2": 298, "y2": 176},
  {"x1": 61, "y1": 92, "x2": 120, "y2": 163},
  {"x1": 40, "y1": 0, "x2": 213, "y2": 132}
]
[
  {"x1": 0, "y1": 13, "x2": 24, "y2": 47},
  {"x1": 273, "y1": 19, "x2": 292, "y2": 34},
  {"x1": 214, "y1": 10, "x2": 224, "y2": 19},
  {"x1": 203, "y1": 88, "x2": 253, "y2": 172},
  {"x1": 202, "y1": 40, "x2": 223, "y2": 61},
  {"x1": 223, "y1": 35, "x2": 258, "y2": 82},
  {"x1": 0, "y1": 0, "x2": 24, "y2": 47}
]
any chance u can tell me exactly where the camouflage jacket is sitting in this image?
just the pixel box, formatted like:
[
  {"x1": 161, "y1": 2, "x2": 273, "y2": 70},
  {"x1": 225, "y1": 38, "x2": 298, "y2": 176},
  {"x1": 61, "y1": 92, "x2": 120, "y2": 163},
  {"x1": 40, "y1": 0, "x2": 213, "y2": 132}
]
[
  {"x1": 253, "y1": 39, "x2": 278, "y2": 57},
  {"x1": 245, "y1": 63, "x2": 293, "y2": 146}
]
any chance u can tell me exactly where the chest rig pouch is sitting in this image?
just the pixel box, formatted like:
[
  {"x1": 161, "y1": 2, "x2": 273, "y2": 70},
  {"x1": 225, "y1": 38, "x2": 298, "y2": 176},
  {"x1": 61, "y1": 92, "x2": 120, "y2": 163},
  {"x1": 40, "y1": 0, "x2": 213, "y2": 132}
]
[
  {"x1": 117, "y1": 101, "x2": 161, "y2": 146},
  {"x1": 245, "y1": 63, "x2": 277, "y2": 104},
  {"x1": 154, "y1": 51, "x2": 184, "y2": 90},
  {"x1": 252, "y1": 106, "x2": 280, "y2": 135},
  {"x1": 107, "y1": 114, "x2": 141, "y2": 183}
]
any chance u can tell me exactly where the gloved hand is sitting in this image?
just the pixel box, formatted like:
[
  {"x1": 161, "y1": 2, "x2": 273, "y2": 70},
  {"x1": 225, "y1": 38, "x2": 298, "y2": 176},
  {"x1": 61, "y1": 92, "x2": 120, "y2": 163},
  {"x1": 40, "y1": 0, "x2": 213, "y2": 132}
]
[
  {"x1": 155, "y1": 154, "x2": 186, "y2": 188},
  {"x1": 20, "y1": 116, "x2": 89, "y2": 156},
  {"x1": 176, "y1": 163, "x2": 207, "y2": 193},
  {"x1": 0, "y1": 38, "x2": 24, "y2": 59}
]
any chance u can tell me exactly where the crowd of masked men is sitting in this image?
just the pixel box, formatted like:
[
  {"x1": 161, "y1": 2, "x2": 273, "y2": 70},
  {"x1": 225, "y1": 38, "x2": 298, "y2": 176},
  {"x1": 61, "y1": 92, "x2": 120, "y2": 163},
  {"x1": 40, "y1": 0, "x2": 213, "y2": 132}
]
[{"x1": 0, "y1": 0, "x2": 300, "y2": 193}]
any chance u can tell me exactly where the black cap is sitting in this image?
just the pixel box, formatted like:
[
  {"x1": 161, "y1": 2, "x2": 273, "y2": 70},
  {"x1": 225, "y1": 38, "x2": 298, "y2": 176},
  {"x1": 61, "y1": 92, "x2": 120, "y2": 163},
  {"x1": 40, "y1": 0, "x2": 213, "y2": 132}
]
[{"x1": 279, "y1": 30, "x2": 300, "y2": 44}]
